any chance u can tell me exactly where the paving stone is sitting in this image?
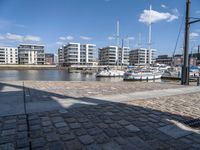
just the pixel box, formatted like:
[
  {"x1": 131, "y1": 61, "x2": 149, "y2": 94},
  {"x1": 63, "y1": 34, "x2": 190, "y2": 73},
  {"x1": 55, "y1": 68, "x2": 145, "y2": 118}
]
[
  {"x1": 104, "y1": 128, "x2": 118, "y2": 137},
  {"x1": 17, "y1": 138, "x2": 29, "y2": 148},
  {"x1": 5, "y1": 119, "x2": 16, "y2": 124},
  {"x1": 114, "y1": 137, "x2": 128, "y2": 145},
  {"x1": 61, "y1": 132, "x2": 75, "y2": 141},
  {"x1": 0, "y1": 136, "x2": 15, "y2": 144},
  {"x1": 18, "y1": 124, "x2": 28, "y2": 132},
  {"x1": 30, "y1": 125, "x2": 41, "y2": 131},
  {"x1": 73, "y1": 128, "x2": 87, "y2": 136},
  {"x1": 65, "y1": 139, "x2": 83, "y2": 150},
  {"x1": 46, "y1": 132, "x2": 59, "y2": 142},
  {"x1": 101, "y1": 142, "x2": 122, "y2": 150},
  {"x1": 42, "y1": 121, "x2": 51, "y2": 126},
  {"x1": 158, "y1": 125, "x2": 193, "y2": 139},
  {"x1": 31, "y1": 137, "x2": 45, "y2": 148},
  {"x1": 87, "y1": 127, "x2": 102, "y2": 136},
  {"x1": 48, "y1": 141, "x2": 65, "y2": 150},
  {"x1": 1, "y1": 129, "x2": 16, "y2": 136},
  {"x1": 52, "y1": 117, "x2": 64, "y2": 123},
  {"x1": 128, "y1": 137, "x2": 153, "y2": 150},
  {"x1": 97, "y1": 123, "x2": 109, "y2": 129},
  {"x1": 109, "y1": 123, "x2": 122, "y2": 129},
  {"x1": 3, "y1": 123, "x2": 17, "y2": 130},
  {"x1": 29, "y1": 119, "x2": 40, "y2": 126},
  {"x1": 118, "y1": 120, "x2": 130, "y2": 126},
  {"x1": 65, "y1": 117, "x2": 77, "y2": 123},
  {"x1": 0, "y1": 143, "x2": 15, "y2": 150},
  {"x1": 78, "y1": 135, "x2": 94, "y2": 145},
  {"x1": 86, "y1": 143, "x2": 101, "y2": 150},
  {"x1": 57, "y1": 127, "x2": 69, "y2": 134},
  {"x1": 17, "y1": 131, "x2": 28, "y2": 139},
  {"x1": 94, "y1": 133, "x2": 110, "y2": 144},
  {"x1": 82, "y1": 122, "x2": 94, "y2": 129},
  {"x1": 54, "y1": 122, "x2": 67, "y2": 128},
  {"x1": 125, "y1": 124, "x2": 140, "y2": 132},
  {"x1": 30, "y1": 130, "x2": 43, "y2": 138},
  {"x1": 69, "y1": 123, "x2": 81, "y2": 129}
]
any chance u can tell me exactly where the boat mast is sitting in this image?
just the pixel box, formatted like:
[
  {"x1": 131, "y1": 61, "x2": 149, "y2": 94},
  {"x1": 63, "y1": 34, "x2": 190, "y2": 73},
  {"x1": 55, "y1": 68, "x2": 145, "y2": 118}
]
[
  {"x1": 116, "y1": 20, "x2": 120, "y2": 47},
  {"x1": 148, "y1": 5, "x2": 152, "y2": 65}
]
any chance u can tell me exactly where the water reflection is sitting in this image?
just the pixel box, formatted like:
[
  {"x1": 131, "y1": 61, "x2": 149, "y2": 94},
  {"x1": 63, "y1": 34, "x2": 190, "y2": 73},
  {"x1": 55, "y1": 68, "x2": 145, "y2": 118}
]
[{"x1": 0, "y1": 70, "x2": 123, "y2": 82}]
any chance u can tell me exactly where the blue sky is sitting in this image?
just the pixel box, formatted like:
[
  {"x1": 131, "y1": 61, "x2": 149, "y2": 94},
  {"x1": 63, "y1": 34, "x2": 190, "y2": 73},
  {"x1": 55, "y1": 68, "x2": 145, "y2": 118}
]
[{"x1": 0, "y1": 0, "x2": 200, "y2": 56}]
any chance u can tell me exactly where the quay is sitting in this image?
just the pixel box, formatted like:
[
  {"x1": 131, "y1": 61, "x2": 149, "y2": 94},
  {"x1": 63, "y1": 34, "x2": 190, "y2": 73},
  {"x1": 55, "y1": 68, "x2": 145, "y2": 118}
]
[{"x1": 0, "y1": 81, "x2": 200, "y2": 149}]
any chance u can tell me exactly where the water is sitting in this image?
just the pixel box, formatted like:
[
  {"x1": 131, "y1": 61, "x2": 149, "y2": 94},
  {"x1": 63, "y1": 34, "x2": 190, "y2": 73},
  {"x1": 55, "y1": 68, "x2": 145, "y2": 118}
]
[{"x1": 0, "y1": 70, "x2": 123, "y2": 82}]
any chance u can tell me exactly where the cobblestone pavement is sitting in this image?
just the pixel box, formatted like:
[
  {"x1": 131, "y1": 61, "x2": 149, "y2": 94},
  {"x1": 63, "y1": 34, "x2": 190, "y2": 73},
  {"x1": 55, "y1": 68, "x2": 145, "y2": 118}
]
[
  {"x1": 0, "y1": 91, "x2": 200, "y2": 150},
  {"x1": 23, "y1": 81, "x2": 184, "y2": 98}
]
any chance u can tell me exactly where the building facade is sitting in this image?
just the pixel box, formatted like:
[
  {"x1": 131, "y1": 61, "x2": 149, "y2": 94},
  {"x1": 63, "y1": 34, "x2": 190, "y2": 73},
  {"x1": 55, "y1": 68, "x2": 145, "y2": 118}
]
[
  {"x1": 45, "y1": 53, "x2": 54, "y2": 65},
  {"x1": 129, "y1": 48, "x2": 156, "y2": 65},
  {"x1": 18, "y1": 44, "x2": 45, "y2": 64},
  {"x1": 156, "y1": 55, "x2": 173, "y2": 66},
  {"x1": 174, "y1": 54, "x2": 197, "y2": 66},
  {"x1": 98, "y1": 46, "x2": 129, "y2": 66},
  {"x1": 0, "y1": 47, "x2": 18, "y2": 64},
  {"x1": 58, "y1": 47, "x2": 64, "y2": 66},
  {"x1": 60, "y1": 43, "x2": 95, "y2": 66}
]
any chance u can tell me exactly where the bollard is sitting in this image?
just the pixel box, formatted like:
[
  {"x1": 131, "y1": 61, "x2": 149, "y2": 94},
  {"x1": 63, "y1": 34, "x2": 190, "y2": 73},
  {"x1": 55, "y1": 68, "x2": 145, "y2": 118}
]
[{"x1": 197, "y1": 77, "x2": 200, "y2": 86}]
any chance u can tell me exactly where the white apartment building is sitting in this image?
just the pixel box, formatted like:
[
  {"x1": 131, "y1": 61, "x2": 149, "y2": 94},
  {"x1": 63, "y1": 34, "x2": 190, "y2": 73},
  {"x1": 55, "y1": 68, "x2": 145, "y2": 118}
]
[
  {"x1": 58, "y1": 47, "x2": 64, "y2": 66},
  {"x1": 62, "y1": 43, "x2": 95, "y2": 66},
  {"x1": 18, "y1": 44, "x2": 45, "y2": 64},
  {"x1": 99, "y1": 46, "x2": 129, "y2": 66},
  {"x1": 0, "y1": 47, "x2": 18, "y2": 64},
  {"x1": 129, "y1": 48, "x2": 156, "y2": 65}
]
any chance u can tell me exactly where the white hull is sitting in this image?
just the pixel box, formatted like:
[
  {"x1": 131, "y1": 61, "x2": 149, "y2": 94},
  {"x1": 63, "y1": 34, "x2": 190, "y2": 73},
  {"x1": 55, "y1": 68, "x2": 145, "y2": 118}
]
[
  {"x1": 96, "y1": 70, "x2": 124, "y2": 77},
  {"x1": 124, "y1": 72, "x2": 162, "y2": 80}
]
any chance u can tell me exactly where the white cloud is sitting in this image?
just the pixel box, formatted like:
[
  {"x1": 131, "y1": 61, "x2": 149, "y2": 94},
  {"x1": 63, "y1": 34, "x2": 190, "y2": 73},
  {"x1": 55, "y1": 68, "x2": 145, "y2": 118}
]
[
  {"x1": 0, "y1": 35, "x2": 5, "y2": 40},
  {"x1": 59, "y1": 36, "x2": 74, "y2": 41},
  {"x1": 80, "y1": 36, "x2": 92, "y2": 40},
  {"x1": 5, "y1": 33, "x2": 24, "y2": 41},
  {"x1": 161, "y1": 4, "x2": 167, "y2": 9},
  {"x1": 56, "y1": 41, "x2": 63, "y2": 45},
  {"x1": 108, "y1": 36, "x2": 115, "y2": 40},
  {"x1": 24, "y1": 35, "x2": 41, "y2": 42},
  {"x1": 190, "y1": 32, "x2": 199, "y2": 39},
  {"x1": 139, "y1": 9, "x2": 178, "y2": 24},
  {"x1": 0, "y1": 33, "x2": 41, "y2": 43}
]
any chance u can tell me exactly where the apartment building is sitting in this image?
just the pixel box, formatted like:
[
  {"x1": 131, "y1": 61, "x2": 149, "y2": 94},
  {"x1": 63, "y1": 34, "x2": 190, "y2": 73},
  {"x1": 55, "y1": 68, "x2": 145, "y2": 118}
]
[
  {"x1": 61, "y1": 43, "x2": 95, "y2": 66},
  {"x1": 98, "y1": 46, "x2": 129, "y2": 66},
  {"x1": 156, "y1": 55, "x2": 173, "y2": 66},
  {"x1": 18, "y1": 44, "x2": 45, "y2": 64},
  {"x1": 0, "y1": 47, "x2": 18, "y2": 64},
  {"x1": 129, "y1": 48, "x2": 156, "y2": 65}
]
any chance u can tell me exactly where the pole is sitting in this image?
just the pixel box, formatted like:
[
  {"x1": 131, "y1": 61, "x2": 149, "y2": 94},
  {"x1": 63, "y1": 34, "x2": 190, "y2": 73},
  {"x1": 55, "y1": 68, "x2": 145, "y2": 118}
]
[
  {"x1": 148, "y1": 5, "x2": 152, "y2": 65},
  {"x1": 117, "y1": 20, "x2": 120, "y2": 47},
  {"x1": 181, "y1": 0, "x2": 190, "y2": 85}
]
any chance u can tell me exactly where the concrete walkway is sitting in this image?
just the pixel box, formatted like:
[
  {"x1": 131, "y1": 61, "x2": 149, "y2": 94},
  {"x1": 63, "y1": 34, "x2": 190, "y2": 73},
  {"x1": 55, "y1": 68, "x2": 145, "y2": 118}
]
[{"x1": 1, "y1": 81, "x2": 200, "y2": 116}]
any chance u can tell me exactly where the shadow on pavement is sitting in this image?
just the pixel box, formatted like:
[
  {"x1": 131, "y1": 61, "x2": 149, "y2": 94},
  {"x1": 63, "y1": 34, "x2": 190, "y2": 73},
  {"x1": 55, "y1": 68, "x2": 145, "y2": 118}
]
[{"x1": 0, "y1": 81, "x2": 199, "y2": 150}]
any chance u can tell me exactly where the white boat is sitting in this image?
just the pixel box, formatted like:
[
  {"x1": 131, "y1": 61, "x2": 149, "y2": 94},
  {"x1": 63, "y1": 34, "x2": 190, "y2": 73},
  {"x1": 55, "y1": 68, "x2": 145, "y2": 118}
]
[
  {"x1": 123, "y1": 69, "x2": 163, "y2": 80},
  {"x1": 96, "y1": 68, "x2": 124, "y2": 77}
]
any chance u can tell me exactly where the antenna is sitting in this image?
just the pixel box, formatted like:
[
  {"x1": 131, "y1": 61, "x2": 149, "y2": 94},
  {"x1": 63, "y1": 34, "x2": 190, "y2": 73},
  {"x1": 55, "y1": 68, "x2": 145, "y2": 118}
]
[
  {"x1": 138, "y1": 33, "x2": 142, "y2": 48},
  {"x1": 116, "y1": 20, "x2": 120, "y2": 47}
]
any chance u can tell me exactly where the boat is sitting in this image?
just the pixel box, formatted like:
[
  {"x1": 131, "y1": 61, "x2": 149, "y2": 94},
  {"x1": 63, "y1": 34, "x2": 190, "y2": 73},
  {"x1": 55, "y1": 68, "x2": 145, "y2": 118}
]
[
  {"x1": 96, "y1": 67, "x2": 124, "y2": 77},
  {"x1": 123, "y1": 68, "x2": 163, "y2": 80}
]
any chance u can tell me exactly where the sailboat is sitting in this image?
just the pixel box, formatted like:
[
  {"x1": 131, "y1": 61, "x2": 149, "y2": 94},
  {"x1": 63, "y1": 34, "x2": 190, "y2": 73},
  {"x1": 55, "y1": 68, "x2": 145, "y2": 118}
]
[{"x1": 123, "y1": 5, "x2": 163, "y2": 81}]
